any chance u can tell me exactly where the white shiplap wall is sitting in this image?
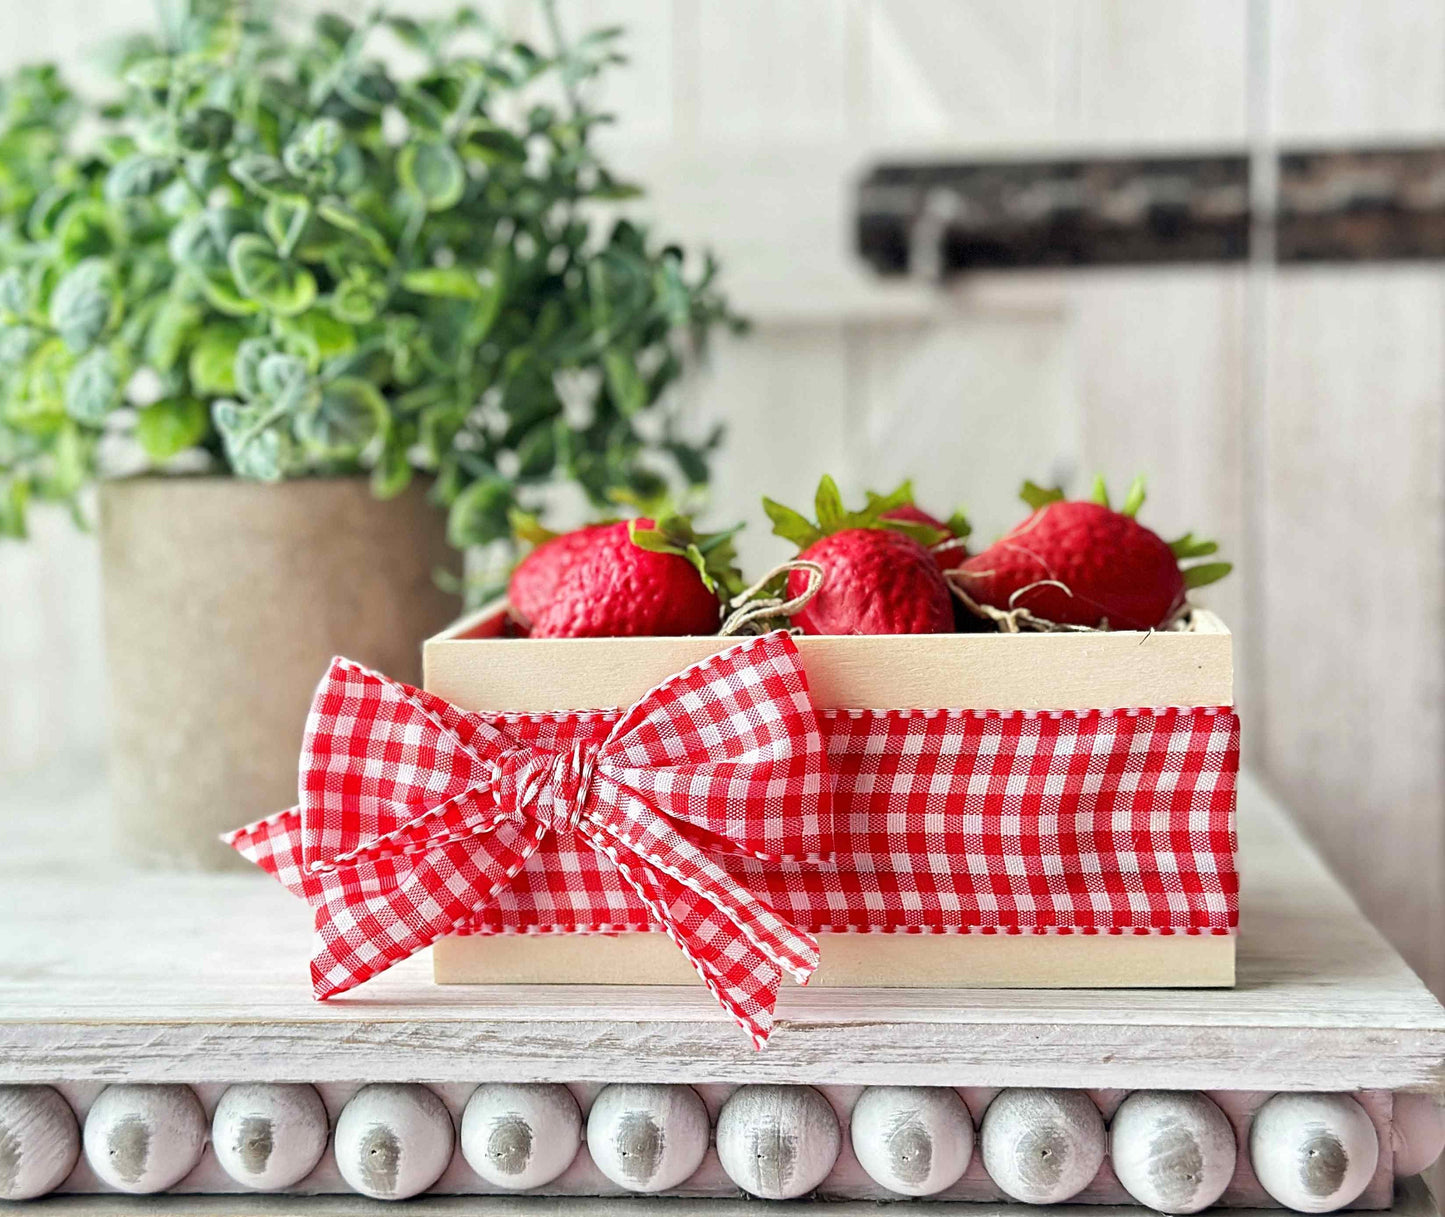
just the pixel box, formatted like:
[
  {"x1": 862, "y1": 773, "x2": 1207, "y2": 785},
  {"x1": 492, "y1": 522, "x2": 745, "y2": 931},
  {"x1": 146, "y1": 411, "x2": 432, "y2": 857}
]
[{"x1": 3, "y1": 0, "x2": 1444, "y2": 996}]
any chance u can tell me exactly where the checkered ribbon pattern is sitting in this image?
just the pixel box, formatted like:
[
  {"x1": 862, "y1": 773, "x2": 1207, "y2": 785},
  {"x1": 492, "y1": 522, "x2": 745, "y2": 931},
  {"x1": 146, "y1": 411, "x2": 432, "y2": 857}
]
[
  {"x1": 224, "y1": 630, "x2": 832, "y2": 1047},
  {"x1": 226, "y1": 630, "x2": 1240, "y2": 1048}
]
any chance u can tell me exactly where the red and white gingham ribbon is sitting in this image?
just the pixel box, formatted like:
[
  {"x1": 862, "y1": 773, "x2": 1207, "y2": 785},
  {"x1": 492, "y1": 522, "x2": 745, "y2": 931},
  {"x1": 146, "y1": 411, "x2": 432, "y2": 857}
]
[{"x1": 224, "y1": 631, "x2": 832, "y2": 1047}]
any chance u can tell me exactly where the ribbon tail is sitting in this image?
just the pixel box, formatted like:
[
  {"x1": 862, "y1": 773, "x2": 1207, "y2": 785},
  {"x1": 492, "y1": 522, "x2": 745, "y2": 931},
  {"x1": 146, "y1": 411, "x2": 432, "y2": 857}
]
[
  {"x1": 222, "y1": 809, "x2": 313, "y2": 901},
  {"x1": 306, "y1": 818, "x2": 546, "y2": 1000},
  {"x1": 581, "y1": 818, "x2": 818, "y2": 1048}
]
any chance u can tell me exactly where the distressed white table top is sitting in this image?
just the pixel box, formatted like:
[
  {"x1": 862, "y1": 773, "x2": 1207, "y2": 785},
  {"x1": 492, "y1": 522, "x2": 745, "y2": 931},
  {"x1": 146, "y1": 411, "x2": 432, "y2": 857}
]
[{"x1": 1, "y1": 774, "x2": 1442, "y2": 1092}]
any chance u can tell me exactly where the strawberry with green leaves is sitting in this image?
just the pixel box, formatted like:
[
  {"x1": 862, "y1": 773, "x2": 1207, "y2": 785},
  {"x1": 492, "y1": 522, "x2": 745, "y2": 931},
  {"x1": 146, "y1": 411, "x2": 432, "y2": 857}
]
[
  {"x1": 951, "y1": 476, "x2": 1231, "y2": 631},
  {"x1": 764, "y1": 476, "x2": 954, "y2": 635},
  {"x1": 871, "y1": 481, "x2": 972, "y2": 569},
  {"x1": 508, "y1": 511, "x2": 743, "y2": 638}
]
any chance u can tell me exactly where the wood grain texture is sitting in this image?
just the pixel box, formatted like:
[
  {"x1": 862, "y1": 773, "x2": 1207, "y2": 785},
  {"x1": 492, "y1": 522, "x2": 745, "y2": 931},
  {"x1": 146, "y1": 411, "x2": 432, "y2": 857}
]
[
  {"x1": 12, "y1": 1177, "x2": 1445, "y2": 1217},
  {"x1": 1260, "y1": 269, "x2": 1445, "y2": 999},
  {"x1": 433, "y1": 927, "x2": 1235, "y2": 990},
  {"x1": 426, "y1": 606, "x2": 1232, "y2": 712},
  {"x1": 0, "y1": 777, "x2": 1440, "y2": 1092}
]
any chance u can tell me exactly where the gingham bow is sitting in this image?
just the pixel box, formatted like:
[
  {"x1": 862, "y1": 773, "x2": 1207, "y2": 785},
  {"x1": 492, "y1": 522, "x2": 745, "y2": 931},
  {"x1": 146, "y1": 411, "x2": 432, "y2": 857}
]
[{"x1": 223, "y1": 630, "x2": 832, "y2": 1047}]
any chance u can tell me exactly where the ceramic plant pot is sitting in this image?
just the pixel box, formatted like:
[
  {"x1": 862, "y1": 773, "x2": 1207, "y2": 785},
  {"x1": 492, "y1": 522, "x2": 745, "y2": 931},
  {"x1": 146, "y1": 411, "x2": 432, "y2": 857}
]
[{"x1": 99, "y1": 476, "x2": 458, "y2": 869}]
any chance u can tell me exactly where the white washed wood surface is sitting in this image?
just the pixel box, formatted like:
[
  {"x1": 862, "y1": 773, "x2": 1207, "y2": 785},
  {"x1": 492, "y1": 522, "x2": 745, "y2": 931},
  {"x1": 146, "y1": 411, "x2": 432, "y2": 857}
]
[
  {"x1": 4, "y1": 0, "x2": 1445, "y2": 1009},
  {"x1": 17, "y1": 1175, "x2": 1443, "y2": 1217},
  {"x1": 1, "y1": 776, "x2": 1442, "y2": 1092}
]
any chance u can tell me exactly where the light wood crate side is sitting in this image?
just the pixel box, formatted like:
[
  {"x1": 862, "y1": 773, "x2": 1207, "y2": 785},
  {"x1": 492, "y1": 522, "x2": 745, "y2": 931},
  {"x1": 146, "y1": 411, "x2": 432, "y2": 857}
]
[
  {"x1": 433, "y1": 928, "x2": 1234, "y2": 988},
  {"x1": 424, "y1": 605, "x2": 1233, "y2": 713}
]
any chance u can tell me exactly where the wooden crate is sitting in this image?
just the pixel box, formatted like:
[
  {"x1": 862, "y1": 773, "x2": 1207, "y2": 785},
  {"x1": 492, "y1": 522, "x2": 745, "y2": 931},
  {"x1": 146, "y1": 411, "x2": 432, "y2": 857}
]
[{"x1": 425, "y1": 604, "x2": 1235, "y2": 990}]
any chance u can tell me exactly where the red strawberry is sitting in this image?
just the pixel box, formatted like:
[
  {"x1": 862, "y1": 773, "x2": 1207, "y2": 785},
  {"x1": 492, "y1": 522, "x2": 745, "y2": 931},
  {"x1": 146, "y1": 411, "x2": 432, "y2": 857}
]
[
  {"x1": 765, "y1": 476, "x2": 954, "y2": 635},
  {"x1": 876, "y1": 488, "x2": 973, "y2": 570},
  {"x1": 951, "y1": 477, "x2": 1231, "y2": 631},
  {"x1": 526, "y1": 516, "x2": 740, "y2": 638},
  {"x1": 508, "y1": 522, "x2": 614, "y2": 628}
]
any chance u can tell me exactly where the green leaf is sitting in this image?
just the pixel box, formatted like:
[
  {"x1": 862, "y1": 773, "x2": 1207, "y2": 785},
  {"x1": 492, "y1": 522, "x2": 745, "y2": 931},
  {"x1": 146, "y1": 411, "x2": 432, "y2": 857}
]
[
  {"x1": 401, "y1": 267, "x2": 484, "y2": 299},
  {"x1": 229, "y1": 153, "x2": 292, "y2": 196},
  {"x1": 762, "y1": 497, "x2": 822, "y2": 550},
  {"x1": 315, "y1": 199, "x2": 393, "y2": 264},
  {"x1": 458, "y1": 121, "x2": 527, "y2": 165},
  {"x1": 227, "y1": 233, "x2": 317, "y2": 316},
  {"x1": 64, "y1": 348, "x2": 120, "y2": 424},
  {"x1": 262, "y1": 195, "x2": 310, "y2": 251},
  {"x1": 196, "y1": 269, "x2": 262, "y2": 317},
  {"x1": 371, "y1": 438, "x2": 412, "y2": 499},
  {"x1": 169, "y1": 207, "x2": 252, "y2": 270},
  {"x1": 136, "y1": 396, "x2": 207, "y2": 461},
  {"x1": 213, "y1": 400, "x2": 285, "y2": 481},
  {"x1": 509, "y1": 508, "x2": 559, "y2": 546},
  {"x1": 1091, "y1": 474, "x2": 1110, "y2": 509},
  {"x1": 814, "y1": 474, "x2": 846, "y2": 532},
  {"x1": 255, "y1": 352, "x2": 310, "y2": 405},
  {"x1": 0, "y1": 325, "x2": 41, "y2": 369},
  {"x1": 177, "y1": 107, "x2": 233, "y2": 153},
  {"x1": 105, "y1": 153, "x2": 174, "y2": 202},
  {"x1": 447, "y1": 476, "x2": 513, "y2": 548},
  {"x1": 49, "y1": 259, "x2": 114, "y2": 352},
  {"x1": 1120, "y1": 474, "x2": 1147, "y2": 518},
  {"x1": 54, "y1": 200, "x2": 120, "y2": 263},
  {"x1": 276, "y1": 312, "x2": 355, "y2": 368},
  {"x1": 233, "y1": 338, "x2": 279, "y2": 400},
  {"x1": 1020, "y1": 480, "x2": 1066, "y2": 510},
  {"x1": 330, "y1": 268, "x2": 387, "y2": 324},
  {"x1": 0, "y1": 268, "x2": 31, "y2": 317},
  {"x1": 945, "y1": 509, "x2": 973, "y2": 539},
  {"x1": 187, "y1": 323, "x2": 246, "y2": 394},
  {"x1": 398, "y1": 140, "x2": 465, "y2": 212},
  {"x1": 123, "y1": 57, "x2": 171, "y2": 92},
  {"x1": 1169, "y1": 532, "x2": 1220, "y2": 560},
  {"x1": 146, "y1": 296, "x2": 203, "y2": 372},
  {"x1": 297, "y1": 376, "x2": 386, "y2": 457},
  {"x1": 879, "y1": 518, "x2": 947, "y2": 546},
  {"x1": 602, "y1": 349, "x2": 645, "y2": 416},
  {"x1": 1182, "y1": 561, "x2": 1233, "y2": 590}
]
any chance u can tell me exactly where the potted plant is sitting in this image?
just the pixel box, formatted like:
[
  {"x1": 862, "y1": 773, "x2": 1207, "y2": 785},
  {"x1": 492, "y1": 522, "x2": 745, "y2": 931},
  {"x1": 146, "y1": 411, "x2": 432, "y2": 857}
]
[{"x1": 0, "y1": 1, "x2": 739, "y2": 867}]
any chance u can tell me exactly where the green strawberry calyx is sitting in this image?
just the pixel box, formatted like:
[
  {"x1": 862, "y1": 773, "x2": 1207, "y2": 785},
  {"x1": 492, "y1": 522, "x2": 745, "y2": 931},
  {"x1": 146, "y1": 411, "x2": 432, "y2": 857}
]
[
  {"x1": 764, "y1": 475, "x2": 952, "y2": 550},
  {"x1": 628, "y1": 513, "x2": 746, "y2": 600}
]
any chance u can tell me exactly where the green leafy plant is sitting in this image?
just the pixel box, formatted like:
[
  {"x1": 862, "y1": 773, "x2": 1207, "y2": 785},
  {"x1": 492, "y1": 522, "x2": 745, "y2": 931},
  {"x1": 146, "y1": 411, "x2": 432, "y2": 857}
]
[{"x1": 0, "y1": 0, "x2": 741, "y2": 548}]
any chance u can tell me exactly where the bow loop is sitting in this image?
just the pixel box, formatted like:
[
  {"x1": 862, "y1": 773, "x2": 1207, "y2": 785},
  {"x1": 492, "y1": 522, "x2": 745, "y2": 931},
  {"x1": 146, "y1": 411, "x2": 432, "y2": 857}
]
[{"x1": 223, "y1": 630, "x2": 833, "y2": 1048}]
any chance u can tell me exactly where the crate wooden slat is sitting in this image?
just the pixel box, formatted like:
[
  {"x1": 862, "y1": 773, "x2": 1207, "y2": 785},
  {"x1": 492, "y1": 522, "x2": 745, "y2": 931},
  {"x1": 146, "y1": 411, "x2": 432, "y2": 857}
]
[{"x1": 1, "y1": 776, "x2": 1442, "y2": 1092}]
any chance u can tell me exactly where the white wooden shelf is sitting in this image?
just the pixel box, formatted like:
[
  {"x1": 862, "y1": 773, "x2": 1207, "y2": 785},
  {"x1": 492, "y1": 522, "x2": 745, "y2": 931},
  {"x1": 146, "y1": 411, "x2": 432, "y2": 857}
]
[
  {"x1": 14, "y1": 1176, "x2": 1442, "y2": 1217},
  {"x1": 1, "y1": 776, "x2": 1442, "y2": 1092}
]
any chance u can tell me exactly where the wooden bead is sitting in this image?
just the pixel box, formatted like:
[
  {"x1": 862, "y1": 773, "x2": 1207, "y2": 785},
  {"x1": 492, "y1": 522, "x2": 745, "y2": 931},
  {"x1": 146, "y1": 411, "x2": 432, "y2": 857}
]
[
  {"x1": 1110, "y1": 1090, "x2": 1237, "y2": 1214},
  {"x1": 980, "y1": 1088, "x2": 1106, "y2": 1204},
  {"x1": 1249, "y1": 1093, "x2": 1379, "y2": 1213},
  {"x1": 83, "y1": 1084, "x2": 207, "y2": 1194},
  {"x1": 0, "y1": 1084, "x2": 80, "y2": 1200},
  {"x1": 334, "y1": 1084, "x2": 454, "y2": 1201},
  {"x1": 850, "y1": 1085, "x2": 973, "y2": 1196},
  {"x1": 586, "y1": 1083, "x2": 709, "y2": 1193},
  {"x1": 460, "y1": 1083, "x2": 581, "y2": 1190},
  {"x1": 1392, "y1": 1093, "x2": 1445, "y2": 1177},
  {"x1": 212, "y1": 1083, "x2": 329, "y2": 1191},
  {"x1": 715, "y1": 1084, "x2": 840, "y2": 1200}
]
